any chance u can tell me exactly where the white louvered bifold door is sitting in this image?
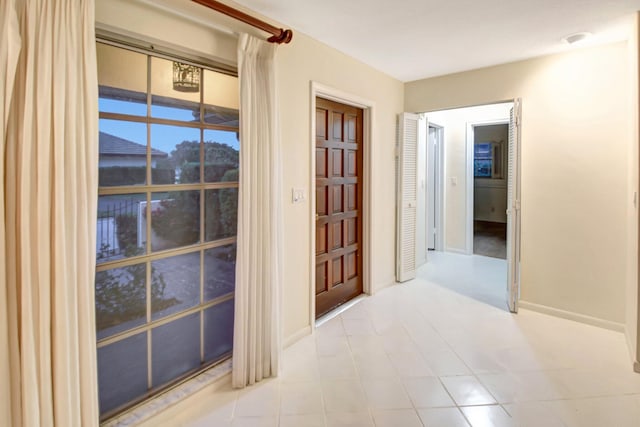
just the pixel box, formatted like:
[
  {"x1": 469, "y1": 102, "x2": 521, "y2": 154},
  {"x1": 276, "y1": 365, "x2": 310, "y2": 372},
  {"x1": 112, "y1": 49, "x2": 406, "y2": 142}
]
[
  {"x1": 506, "y1": 101, "x2": 522, "y2": 313},
  {"x1": 396, "y1": 113, "x2": 419, "y2": 282}
]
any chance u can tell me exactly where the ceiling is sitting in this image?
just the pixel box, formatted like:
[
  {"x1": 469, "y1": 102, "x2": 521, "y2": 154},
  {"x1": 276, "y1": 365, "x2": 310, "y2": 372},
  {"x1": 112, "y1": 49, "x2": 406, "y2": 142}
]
[{"x1": 231, "y1": 0, "x2": 640, "y2": 82}]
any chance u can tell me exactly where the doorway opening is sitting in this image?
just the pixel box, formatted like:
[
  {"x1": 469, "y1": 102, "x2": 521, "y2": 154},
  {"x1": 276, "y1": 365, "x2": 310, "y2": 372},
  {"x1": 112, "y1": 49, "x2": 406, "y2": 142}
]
[
  {"x1": 471, "y1": 122, "x2": 509, "y2": 259},
  {"x1": 309, "y1": 82, "x2": 375, "y2": 328},
  {"x1": 412, "y1": 101, "x2": 521, "y2": 313},
  {"x1": 314, "y1": 97, "x2": 364, "y2": 319}
]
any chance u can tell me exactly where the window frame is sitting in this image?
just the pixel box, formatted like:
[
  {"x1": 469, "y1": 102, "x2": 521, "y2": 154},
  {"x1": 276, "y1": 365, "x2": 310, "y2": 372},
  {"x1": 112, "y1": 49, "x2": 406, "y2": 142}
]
[
  {"x1": 95, "y1": 37, "x2": 239, "y2": 421},
  {"x1": 473, "y1": 140, "x2": 503, "y2": 179}
]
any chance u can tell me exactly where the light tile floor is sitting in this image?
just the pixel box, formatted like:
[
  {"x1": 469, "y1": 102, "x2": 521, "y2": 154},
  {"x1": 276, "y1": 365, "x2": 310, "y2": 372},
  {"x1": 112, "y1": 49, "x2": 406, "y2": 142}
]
[{"x1": 185, "y1": 252, "x2": 640, "y2": 426}]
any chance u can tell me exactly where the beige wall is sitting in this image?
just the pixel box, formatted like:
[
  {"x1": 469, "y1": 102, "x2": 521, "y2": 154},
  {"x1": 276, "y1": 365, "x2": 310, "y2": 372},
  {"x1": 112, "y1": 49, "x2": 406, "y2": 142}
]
[
  {"x1": 627, "y1": 14, "x2": 640, "y2": 368},
  {"x1": 427, "y1": 103, "x2": 512, "y2": 252},
  {"x1": 96, "y1": 0, "x2": 403, "y2": 343},
  {"x1": 96, "y1": 0, "x2": 238, "y2": 66},
  {"x1": 407, "y1": 43, "x2": 631, "y2": 325},
  {"x1": 277, "y1": 32, "x2": 403, "y2": 338}
]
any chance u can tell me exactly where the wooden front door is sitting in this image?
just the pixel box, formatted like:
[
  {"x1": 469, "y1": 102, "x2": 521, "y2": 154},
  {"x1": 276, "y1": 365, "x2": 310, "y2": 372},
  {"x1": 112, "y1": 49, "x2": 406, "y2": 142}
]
[{"x1": 315, "y1": 97, "x2": 363, "y2": 318}]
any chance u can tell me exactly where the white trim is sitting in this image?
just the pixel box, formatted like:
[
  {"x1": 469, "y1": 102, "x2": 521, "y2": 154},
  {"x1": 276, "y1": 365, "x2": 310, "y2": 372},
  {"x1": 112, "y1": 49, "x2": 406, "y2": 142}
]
[
  {"x1": 445, "y1": 247, "x2": 468, "y2": 255},
  {"x1": 284, "y1": 326, "x2": 312, "y2": 349},
  {"x1": 417, "y1": 115, "x2": 428, "y2": 266},
  {"x1": 465, "y1": 118, "x2": 509, "y2": 255},
  {"x1": 315, "y1": 294, "x2": 368, "y2": 327},
  {"x1": 309, "y1": 82, "x2": 375, "y2": 333},
  {"x1": 373, "y1": 276, "x2": 396, "y2": 293},
  {"x1": 430, "y1": 122, "x2": 445, "y2": 252},
  {"x1": 626, "y1": 327, "x2": 638, "y2": 364},
  {"x1": 519, "y1": 300, "x2": 626, "y2": 332}
]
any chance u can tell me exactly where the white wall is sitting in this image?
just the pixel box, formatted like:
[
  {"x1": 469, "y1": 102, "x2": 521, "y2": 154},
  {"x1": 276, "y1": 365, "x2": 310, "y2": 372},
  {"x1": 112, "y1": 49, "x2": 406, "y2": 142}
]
[
  {"x1": 426, "y1": 103, "x2": 511, "y2": 252},
  {"x1": 474, "y1": 181, "x2": 507, "y2": 223},
  {"x1": 96, "y1": 0, "x2": 403, "y2": 344},
  {"x1": 407, "y1": 42, "x2": 630, "y2": 326},
  {"x1": 626, "y1": 13, "x2": 640, "y2": 368}
]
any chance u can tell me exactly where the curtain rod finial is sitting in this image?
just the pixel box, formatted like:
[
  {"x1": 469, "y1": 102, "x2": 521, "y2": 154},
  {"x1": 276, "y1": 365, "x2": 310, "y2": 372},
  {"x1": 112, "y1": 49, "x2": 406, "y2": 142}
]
[{"x1": 268, "y1": 29, "x2": 293, "y2": 44}]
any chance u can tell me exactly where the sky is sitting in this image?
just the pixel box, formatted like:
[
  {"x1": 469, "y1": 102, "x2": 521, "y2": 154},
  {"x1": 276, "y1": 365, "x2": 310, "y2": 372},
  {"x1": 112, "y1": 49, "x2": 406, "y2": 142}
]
[{"x1": 99, "y1": 98, "x2": 240, "y2": 155}]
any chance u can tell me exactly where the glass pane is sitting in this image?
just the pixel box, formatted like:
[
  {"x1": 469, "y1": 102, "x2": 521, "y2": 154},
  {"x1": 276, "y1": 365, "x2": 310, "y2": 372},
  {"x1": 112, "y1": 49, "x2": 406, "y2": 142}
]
[
  {"x1": 98, "y1": 332, "x2": 148, "y2": 415},
  {"x1": 203, "y1": 69, "x2": 238, "y2": 111},
  {"x1": 99, "y1": 120, "x2": 149, "y2": 187},
  {"x1": 97, "y1": 43, "x2": 147, "y2": 117},
  {"x1": 205, "y1": 188, "x2": 238, "y2": 242},
  {"x1": 99, "y1": 87, "x2": 147, "y2": 116},
  {"x1": 95, "y1": 263, "x2": 147, "y2": 340},
  {"x1": 150, "y1": 190, "x2": 200, "y2": 251},
  {"x1": 204, "y1": 244, "x2": 236, "y2": 302},
  {"x1": 151, "y1": 253, "x2": 201, "y2": 321},
  {"x1": 97, "y1": 194, "x2": 146, "y2": 263},
  {"x1": 203, "y1": 105, "x2": 238, "y2": 127},
  {"x1": 203, "y1": 129, "x2": 239, "y2": 183},
  {"x1": 151, "y1": 57, "x2": 200, "y2": 104},
  {"x1": 204, "y1": 243, "x2": 236, "y2": 302},
  {"x1": 150, "y1": 124, "x2": 200, "y2": 184},
  {"x1": 204, "y1": 299, "x2": 234, "y2": 363},
  {"x1": 151, "y1": 95, "x2": 200, "y2": 122},
  {"x1": 474, "y1": 159, "x2": 492, "y2": 177},
  {"x1": 474, "y1": 142, "x2": 492, "y2": 159},
  {"x1": 152, "y1": 313, "x2": 201, "y2": 387}
]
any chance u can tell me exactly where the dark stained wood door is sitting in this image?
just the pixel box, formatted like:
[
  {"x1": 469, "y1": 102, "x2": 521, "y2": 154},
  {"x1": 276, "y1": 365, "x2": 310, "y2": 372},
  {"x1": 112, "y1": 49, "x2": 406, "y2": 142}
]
[{"x1": 315, "y1": 97, "x2": 363, "y2": 318}]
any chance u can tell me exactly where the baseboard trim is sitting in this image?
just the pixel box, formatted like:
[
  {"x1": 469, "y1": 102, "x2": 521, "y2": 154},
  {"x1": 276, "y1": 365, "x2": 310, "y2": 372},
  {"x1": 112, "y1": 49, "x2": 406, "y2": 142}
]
[
  {"x1": 625, "y1": 328, "x2": 637, "y2": 365},
  {"x1": 518, "y1": 300, "x2": 625, "y2": 333},
  {"x1": 284, "y1": 325, "x2": 312, "y2": 348},
  {"x1": 445, "y1": 247, "x2": 468, "y2": 255},
  {"x1": 373, "y1": 276, "x2": 396, "y2": 293}
]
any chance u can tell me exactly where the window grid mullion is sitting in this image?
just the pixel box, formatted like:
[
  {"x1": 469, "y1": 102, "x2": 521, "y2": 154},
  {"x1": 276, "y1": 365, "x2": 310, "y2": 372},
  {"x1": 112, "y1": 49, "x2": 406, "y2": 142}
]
[
  {"x1": 97, "y1": 292, "x2": 234, "y2": 348},
  {"x1": 96, "y1": 40, "x2": 238, "y2": 421}
]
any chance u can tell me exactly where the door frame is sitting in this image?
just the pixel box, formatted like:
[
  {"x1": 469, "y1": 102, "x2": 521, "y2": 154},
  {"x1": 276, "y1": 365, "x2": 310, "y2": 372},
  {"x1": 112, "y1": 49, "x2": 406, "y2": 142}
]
[
  {"x1": 309, "y1": 82, "x2": 374, "y2": 330},
  {"x1": 417, "y1": 119, "x2": 445, "y2": 263},
  {"x1": 465, "y1": 118, "x2": 510, "y2": 255},
  {"x1": 429, "y1": 122, "x2": 445, "y2": 252}
]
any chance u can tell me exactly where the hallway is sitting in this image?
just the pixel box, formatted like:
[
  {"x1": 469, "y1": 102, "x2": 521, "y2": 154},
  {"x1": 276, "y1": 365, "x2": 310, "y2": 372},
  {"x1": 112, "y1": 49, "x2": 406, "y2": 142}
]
[{"x1": 168, "y1": 253, "x2": 640, "y2": 427}]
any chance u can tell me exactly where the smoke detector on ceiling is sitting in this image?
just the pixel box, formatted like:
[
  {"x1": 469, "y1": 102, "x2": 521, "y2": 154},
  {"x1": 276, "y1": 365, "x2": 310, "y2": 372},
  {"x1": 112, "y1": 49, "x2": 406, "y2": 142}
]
[{"x1": 562, "y1": 32, "x2": 592, "y2": 45}]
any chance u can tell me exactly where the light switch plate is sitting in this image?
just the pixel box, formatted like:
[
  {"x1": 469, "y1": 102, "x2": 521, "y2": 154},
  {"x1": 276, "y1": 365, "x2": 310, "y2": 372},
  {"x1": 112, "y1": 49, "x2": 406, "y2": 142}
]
[{"x1": 292, "y1": 188, "x2": 306, "y2": 203}]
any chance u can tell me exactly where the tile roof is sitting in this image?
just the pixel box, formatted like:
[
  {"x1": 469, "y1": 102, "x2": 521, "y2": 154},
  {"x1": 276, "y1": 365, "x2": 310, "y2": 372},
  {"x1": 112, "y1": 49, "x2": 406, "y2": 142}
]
[{"x1": 99, "y1": 132, "x2": 168, "y2": 157}]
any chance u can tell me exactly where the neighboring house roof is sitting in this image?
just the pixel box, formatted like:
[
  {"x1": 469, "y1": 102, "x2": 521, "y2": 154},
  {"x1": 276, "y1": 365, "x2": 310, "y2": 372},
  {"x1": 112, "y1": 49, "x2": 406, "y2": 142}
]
[{"x1": 99, "y1": 131, "x2": 168, "y2": 158}]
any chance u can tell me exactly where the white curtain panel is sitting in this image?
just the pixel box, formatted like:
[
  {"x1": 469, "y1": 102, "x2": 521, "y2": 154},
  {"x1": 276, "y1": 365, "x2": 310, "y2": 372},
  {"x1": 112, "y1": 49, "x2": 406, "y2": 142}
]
[
  {"x1": 0, "y1": 2, "x2": 20, "y2": 426},
  {"x1": 232, "y1": 33, "x2": 283, "y2": 388},
  {"x1": 1, "y1": 0, "x2": 100, "y2": 425}
]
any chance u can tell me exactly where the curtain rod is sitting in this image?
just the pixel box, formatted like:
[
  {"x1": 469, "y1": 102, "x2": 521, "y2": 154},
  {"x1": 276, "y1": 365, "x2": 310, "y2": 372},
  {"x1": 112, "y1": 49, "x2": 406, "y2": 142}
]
[{"x1": 191, "y1": 0, "x2": 293, "y2": 44}]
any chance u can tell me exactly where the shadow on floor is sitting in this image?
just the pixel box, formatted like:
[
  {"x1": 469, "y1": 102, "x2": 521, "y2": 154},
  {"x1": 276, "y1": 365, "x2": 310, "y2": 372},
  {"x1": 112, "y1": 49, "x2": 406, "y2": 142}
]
[
  {"x1": 419, "y1": 251, "x2": 508, "y2": 311},
  {"x1": 473, "y1": 220, "x2": 506, "y2": 259}
]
